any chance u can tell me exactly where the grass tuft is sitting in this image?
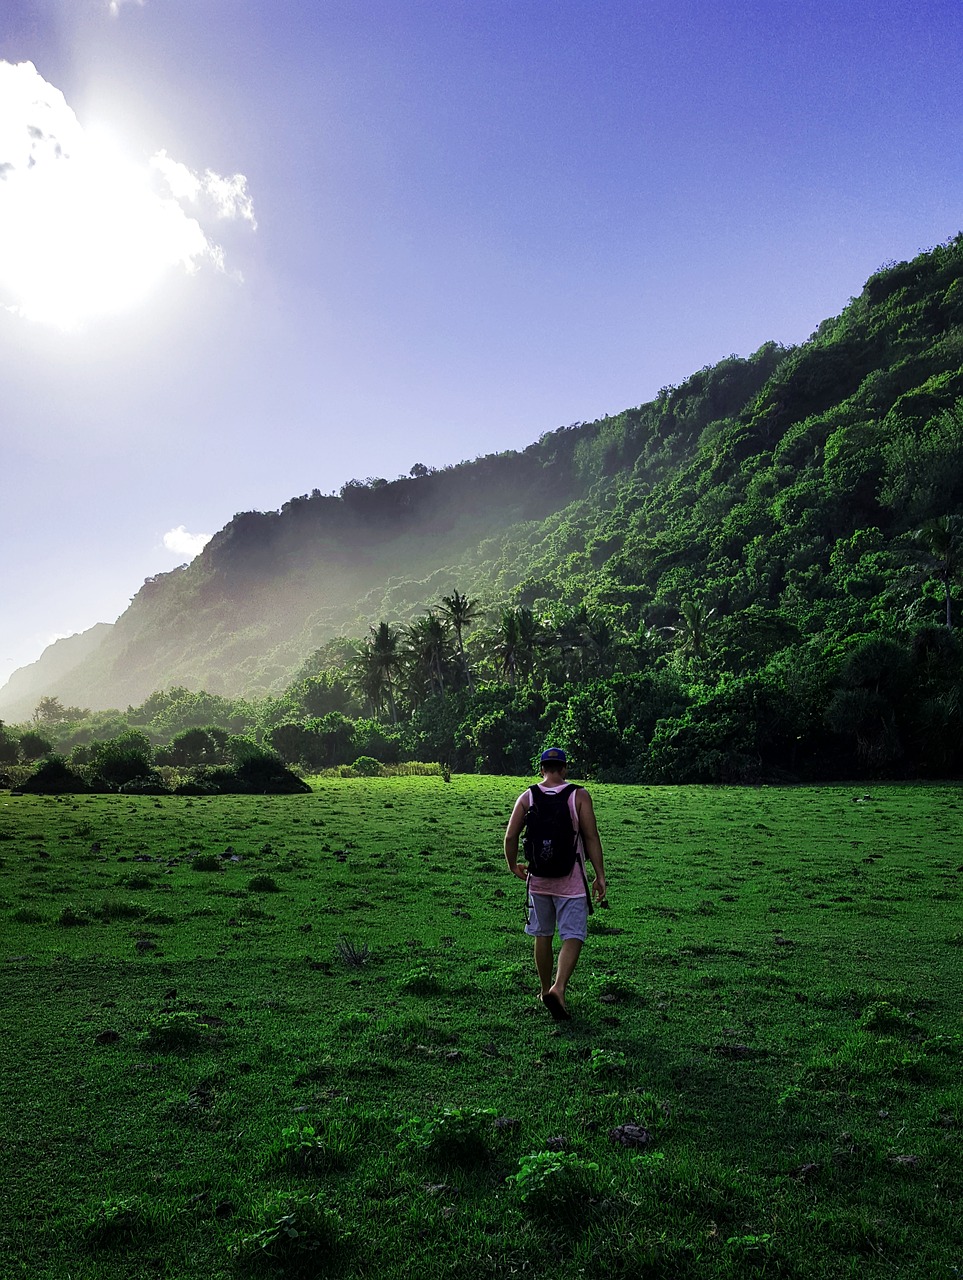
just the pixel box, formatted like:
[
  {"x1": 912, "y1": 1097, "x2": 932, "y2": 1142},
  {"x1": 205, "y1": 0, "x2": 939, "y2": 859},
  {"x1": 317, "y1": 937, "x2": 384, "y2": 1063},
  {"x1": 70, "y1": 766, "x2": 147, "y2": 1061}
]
[
  {"x1": 335, "y1": 936, "x2": 371, "y2": 968},
  {"x1": 84, "y1": 1196, "x2": 157, "y2": 1249},
  {"x1": 190, "y1": 853, "x2": 223, "y2": 872},
  {"x1": 141, "y1": 1011, "x2": 210, "y2": 1053},
  {"x1": 56, "y1": 904, "x2": 91, "y2": 927},
  {"x1": 248, "y1": 874, "x2": 281, "y2": 893},
  {"x1": 397, "y1": 1106, "x2": 496, "y2": 1165},
  {"x1": 232, "y1": 1190, "x2": 346, "y2": 1274}
]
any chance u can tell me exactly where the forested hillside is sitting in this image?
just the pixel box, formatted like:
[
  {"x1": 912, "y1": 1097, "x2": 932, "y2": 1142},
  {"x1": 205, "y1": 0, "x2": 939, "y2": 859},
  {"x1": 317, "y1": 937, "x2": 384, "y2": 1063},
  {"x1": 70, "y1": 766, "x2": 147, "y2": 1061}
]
[{"x1": 3, "y1": 236, "x2": 963, "y2": 781}]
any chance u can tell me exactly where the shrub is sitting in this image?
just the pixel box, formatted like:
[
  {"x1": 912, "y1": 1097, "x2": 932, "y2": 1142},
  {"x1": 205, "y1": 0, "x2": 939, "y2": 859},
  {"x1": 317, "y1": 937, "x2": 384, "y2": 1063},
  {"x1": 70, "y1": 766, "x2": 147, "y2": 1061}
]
[
  {"x1": 21, "y1": 756, "x2": 89, "y2": 794},
  {"x1": 350, "y1": 755, "x2": 383, "y2": 776},
  {"x1": 118, "y1": 772, "x2": 171, "y2": 795},
  {"x1": 335, "y1": 936, "x2": 371, "y2": 968},
  {"x1": 248, "y1": 874, "x2": 280, "y2": 893},
  {"x1": 88, "y1": 734, "x2": 154, "y2": 788},
  {"x1": 232, "y1": 755, "x2": 312, "y2": 795},
  {"x1": 509, "y1": 1150, "x2": 603, "y2": 1217},
  {"x1": 172, "y1": 766, "x2": 233, "y2": 795}
]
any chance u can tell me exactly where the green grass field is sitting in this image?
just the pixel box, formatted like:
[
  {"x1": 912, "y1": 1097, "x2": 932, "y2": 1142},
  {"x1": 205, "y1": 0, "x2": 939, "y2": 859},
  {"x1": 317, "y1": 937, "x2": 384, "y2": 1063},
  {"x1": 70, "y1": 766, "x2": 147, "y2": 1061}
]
[{"x1": 1, "y1": 777, "x2": 962, "y2": 1278}]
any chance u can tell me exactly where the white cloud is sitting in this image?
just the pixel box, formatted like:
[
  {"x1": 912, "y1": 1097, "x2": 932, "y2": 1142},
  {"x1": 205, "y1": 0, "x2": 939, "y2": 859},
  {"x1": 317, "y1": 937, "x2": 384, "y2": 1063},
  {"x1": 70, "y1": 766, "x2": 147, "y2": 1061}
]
[
  {"x1": 0, "y1": 61, "x2": 256, "y2": 328},
  {"x1": 151, "y1": 149, "x2": 257, "y2": 228},
  {"x1": 163, "y1": 526, "x2": 212, "y2": 559}
]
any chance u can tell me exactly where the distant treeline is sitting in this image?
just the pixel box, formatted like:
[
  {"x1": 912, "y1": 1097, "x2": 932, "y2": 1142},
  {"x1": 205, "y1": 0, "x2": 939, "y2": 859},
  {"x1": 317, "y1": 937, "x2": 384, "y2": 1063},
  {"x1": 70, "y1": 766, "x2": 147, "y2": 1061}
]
[{"x1": 4, "y1": 237, "x2": 963, "y2": 784}]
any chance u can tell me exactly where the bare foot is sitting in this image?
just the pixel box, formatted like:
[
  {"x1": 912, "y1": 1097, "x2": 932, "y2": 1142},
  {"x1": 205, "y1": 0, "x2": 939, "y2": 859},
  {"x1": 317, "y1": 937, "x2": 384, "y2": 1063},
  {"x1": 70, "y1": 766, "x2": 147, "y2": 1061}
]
[{"x1": 543, "y1": 991, "x2": 570, "y2": 1021}]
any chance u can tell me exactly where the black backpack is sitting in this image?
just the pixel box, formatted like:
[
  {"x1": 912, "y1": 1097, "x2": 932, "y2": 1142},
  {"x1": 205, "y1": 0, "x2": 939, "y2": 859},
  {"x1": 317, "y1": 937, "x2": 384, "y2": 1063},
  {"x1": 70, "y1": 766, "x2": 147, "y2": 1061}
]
[{"x1": 523, "y1": 783, "x2": 581, "y2": 877}]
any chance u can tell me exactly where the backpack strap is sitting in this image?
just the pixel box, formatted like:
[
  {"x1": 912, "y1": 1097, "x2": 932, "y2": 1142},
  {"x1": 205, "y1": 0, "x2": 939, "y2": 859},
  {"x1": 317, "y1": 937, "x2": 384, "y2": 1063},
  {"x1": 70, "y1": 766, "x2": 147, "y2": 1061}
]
[{"x1": 565, "y1": 784, "x2": 594, "y2": 914}]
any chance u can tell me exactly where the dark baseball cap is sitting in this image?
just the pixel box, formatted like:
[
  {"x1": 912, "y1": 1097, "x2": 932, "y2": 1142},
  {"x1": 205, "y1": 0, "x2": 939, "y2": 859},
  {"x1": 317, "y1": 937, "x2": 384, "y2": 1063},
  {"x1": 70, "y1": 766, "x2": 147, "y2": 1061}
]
[{"x1": 539, "y1": 747, "x2": 567, "y2": 765}]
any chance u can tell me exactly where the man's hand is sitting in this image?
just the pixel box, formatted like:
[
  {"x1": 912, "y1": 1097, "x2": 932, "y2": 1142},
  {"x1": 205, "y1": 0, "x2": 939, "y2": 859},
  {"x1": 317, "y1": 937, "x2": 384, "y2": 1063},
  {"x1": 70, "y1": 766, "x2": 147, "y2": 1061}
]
[
  {"x1": 510, "y1": 863, "x2": 529, "y2": 880},
  {"x1": 591, "y1": 875, "x2": 607, "y2": 902}
]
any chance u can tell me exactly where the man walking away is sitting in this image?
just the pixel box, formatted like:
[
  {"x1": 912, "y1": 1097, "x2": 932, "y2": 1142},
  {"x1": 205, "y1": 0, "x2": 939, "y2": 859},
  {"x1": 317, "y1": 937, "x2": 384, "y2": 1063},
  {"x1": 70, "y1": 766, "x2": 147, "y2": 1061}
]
[{"x1": 504, "y1": 747, "x2": 607, "y2": 1020}]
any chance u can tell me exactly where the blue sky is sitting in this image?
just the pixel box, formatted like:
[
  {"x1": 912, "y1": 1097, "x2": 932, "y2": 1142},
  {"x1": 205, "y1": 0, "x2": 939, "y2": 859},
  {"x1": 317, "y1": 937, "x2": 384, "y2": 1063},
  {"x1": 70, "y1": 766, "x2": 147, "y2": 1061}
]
[{"x1": 1, "y1": 0, "x2": 961, "y2": 692}]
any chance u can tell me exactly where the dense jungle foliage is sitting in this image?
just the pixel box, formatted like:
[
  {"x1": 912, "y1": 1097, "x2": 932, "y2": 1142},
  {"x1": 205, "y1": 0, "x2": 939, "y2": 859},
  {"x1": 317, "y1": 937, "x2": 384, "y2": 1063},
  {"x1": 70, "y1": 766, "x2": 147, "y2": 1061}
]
[{"x1": 3, "y1": 236, "x2": 963, "y2": 781}]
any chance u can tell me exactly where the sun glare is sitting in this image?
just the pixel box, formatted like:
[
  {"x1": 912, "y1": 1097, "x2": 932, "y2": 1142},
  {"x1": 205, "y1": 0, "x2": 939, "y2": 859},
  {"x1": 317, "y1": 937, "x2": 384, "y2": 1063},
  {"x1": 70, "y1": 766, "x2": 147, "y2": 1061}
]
[
  {"x1": 3, "y1": 134, "x2": 205, "y2": 329},
  {"x1": 0, "y1": 61, "x2": 253, "y2": 331}
]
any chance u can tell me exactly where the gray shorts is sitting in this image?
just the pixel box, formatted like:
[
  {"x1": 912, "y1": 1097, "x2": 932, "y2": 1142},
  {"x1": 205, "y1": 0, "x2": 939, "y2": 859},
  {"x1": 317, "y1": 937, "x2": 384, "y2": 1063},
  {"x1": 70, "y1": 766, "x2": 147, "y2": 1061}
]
[{"x1": 525, "y1": 893, "x2": 589, "y2": 942}]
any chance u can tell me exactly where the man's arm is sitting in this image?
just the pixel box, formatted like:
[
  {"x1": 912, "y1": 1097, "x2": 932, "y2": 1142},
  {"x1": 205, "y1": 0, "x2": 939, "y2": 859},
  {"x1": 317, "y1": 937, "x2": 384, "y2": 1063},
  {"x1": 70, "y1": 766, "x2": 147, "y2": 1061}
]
[
  {"x1": 576, "y1": 789, "x2": 607, "y2": 901},
  {"x1": 504, "y1": 793, "x2": 530, "y2": 880}
]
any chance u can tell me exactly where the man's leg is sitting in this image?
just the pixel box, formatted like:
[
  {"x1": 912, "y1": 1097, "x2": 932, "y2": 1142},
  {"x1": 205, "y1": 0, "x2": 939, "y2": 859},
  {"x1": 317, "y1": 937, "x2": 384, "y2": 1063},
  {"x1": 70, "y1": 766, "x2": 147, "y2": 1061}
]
[
  {"x1": 548, "y1": 938, "x2": 583, "y2": 1012},
  {"x1": 534, "y1": 935, "x2": 554, "y2": 997}
]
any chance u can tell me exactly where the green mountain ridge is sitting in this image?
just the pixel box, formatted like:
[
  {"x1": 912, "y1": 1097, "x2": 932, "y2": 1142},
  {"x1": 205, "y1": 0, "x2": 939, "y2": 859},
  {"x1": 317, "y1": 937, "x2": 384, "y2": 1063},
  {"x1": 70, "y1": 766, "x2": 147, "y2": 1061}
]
[{"x1": 3, "y1": 235, "x2": 963, "y2": 725}]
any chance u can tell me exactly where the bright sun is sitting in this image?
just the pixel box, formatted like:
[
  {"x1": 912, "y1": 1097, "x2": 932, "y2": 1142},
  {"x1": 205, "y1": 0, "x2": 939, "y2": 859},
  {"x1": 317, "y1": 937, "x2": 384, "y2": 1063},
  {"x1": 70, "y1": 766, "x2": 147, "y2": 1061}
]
[
  {"x1": 0, "y1": 61, "x2": 253, "y2": 331},
  {"x1": 2, "y1": 134, "x2": 208, "y2": 329}
]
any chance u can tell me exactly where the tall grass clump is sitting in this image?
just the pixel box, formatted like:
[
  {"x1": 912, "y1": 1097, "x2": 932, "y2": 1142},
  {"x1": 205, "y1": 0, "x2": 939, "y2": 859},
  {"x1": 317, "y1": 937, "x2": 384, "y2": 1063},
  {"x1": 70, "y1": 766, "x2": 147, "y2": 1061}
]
[
  {"x1": 231, "y1": 1191, "x2": 346, "y2": 1274},
  {"x1": 397, "y1": 1106, "x2": 496, "y2": 1166},
  {"x1": 141, "y1": 1012, "x2": 208, "y2": 1054},
  {"x1": 269, "y1": 1119, "x2": 357, "y2": 1175},
  {"x1": 84, "y1": 1196, "x2": 158, "y2": 1249}
]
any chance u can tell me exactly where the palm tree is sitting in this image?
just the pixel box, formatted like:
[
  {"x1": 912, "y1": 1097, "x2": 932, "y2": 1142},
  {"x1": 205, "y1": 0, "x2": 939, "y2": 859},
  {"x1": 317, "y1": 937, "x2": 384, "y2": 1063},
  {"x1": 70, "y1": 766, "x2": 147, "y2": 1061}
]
[
  {"x1": 665, "y1": 598, "x2": 715, "y2": 659},
  {"x1": 499, "y1": 608, "x2": 521, "y2": 686},
  {"x1": 515, "y1": 607, "x2": 542, "y2": 681},
  {"x1": 909, "y1": 515, "x2": 962, "y2": 630},
  {"x1": 585, "y1": 613, "x2": 617, "y2": 677},
  {"x1": 404, "y1": 613, "x2": 451, "y2": 700},
  {"x1": 439, "y1": 589, "x2": 481, "y2": 692},
  {"x1": 552, "y1": 606, "x2": 589, "y2": 682},
  {"x1": 367, "y1": 622, "x2": 403, "y2": 722},
  {"x1": 498, "y1": 607, "x2": 541, "y2": 685},
  {"x1": 348, "y1": 641, "x2": 387, "y2": 718}
]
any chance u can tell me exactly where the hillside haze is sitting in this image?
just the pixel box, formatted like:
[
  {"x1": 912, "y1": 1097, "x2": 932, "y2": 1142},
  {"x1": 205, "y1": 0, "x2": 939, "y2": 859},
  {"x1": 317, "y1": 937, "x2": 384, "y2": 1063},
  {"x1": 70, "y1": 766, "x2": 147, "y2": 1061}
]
[{"x1": 3, "y1": 235, "x2": 963, "y2": 721}]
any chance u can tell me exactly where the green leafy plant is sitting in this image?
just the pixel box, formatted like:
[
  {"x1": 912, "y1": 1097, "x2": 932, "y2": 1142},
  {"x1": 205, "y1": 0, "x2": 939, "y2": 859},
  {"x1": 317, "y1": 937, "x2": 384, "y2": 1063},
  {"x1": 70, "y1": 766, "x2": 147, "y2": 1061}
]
[
  {"x1": 396, "y1": 1106, "x2": 495, "y2": 1164},
  {"x1": 232, "y1": 1190, "x2": 345, "y2": 1273},
  {"x1": 271, "y1": 1120, "x2": 355, "y2": 1174},
  {"x1": 236, "y1": 901, "x2": 272, "y2": 921},
  {"x1": 56, "y1": 904, "x2": 91, "y2": 927},
  {"x1": 860, "y1": 1000, "x2": 917, "y2": 1034},
  {"x1": 590, "y1": 972, "x2": 641, "y2": 1002},
  {"x1": 397, "y1": 963, "x2": 440, "y2": 994},
  {"x1": 631, "y1": 1150, "x2": 666, "y2": 1170},
  {"x1": 96, "y1": 898, "x2": 148, "y2": 922},
  {"x1": 351, "y1": 756, "x2": 383, "y2": 776},
  {"x1": 509, "y1": 1151, "x2": 602, "y2": 1217},
  {"x1": 589, "y1": 1047, "x2": 628, "y2": 1075}
]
